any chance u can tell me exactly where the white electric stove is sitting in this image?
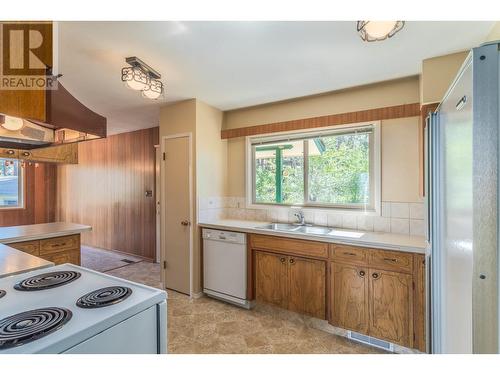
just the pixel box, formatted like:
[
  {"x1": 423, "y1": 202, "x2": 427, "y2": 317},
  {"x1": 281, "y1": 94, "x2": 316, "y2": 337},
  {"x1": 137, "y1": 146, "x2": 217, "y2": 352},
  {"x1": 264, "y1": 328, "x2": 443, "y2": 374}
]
[{"x1": 0, "y1": 264, "x2": 167, "y2": 354}]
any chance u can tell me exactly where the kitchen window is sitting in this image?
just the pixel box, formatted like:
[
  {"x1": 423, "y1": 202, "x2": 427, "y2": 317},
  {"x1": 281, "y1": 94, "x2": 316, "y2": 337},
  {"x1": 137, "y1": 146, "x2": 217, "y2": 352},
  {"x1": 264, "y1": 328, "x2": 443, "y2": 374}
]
[
  {"x1": 0, "y1": 158, "x2": 24, "y2": 209},
  {"x1": 247, "y1": 123, "x2": 381, "y2": 211}
]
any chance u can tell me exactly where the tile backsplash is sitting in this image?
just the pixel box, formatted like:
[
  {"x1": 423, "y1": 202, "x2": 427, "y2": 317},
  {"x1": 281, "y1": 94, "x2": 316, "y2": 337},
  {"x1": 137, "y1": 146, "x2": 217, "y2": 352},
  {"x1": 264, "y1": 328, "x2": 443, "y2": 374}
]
[{"x1": 198, "y1": 197, "x2": 426, "y2": 236}]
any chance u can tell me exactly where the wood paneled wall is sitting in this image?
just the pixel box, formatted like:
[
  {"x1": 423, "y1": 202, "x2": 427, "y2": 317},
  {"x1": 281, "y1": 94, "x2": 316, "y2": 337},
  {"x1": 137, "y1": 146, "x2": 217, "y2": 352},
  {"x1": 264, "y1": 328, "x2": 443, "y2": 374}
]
[
  {"x1": 56, "y1": 127, "x2": 159, "y2": 260},
  {"x1": 0, "y1": 163, "x2": 56, "y2": 226}
]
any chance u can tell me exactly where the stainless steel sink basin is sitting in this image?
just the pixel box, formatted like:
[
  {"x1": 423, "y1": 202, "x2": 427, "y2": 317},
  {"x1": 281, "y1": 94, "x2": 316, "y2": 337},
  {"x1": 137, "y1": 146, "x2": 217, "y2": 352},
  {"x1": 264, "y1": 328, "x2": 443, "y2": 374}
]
[
  {"x1": 256, "y1": 223, "x2": 301, "y2": 231},
  {"x1": 256, "y1": 223, "x2": 333, "y2": 235},
  {"x1": 296, "y1": 226, "x2": 332, "y2": 235},
  {"x1": 255, "y1": 222, "x2": 364, "y2": 239}
]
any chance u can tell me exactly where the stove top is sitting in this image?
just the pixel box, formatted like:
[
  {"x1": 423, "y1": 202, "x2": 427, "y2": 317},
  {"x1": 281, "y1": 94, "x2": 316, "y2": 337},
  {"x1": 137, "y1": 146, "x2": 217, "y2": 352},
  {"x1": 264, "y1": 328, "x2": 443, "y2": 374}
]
[
  {"x1": 14, "y1": 271, "x2": 81, "y2": 291},
  {"x1": 0, "y1": 307, "x2": 72, "y2": 349},
  {"x1": 0, "y1": 264, "x2": 167, "y2": 353},
  {"x1": 0, "y1": 290, "x2": 5, "y2": 299},
  {"x1": 76, "y1": 286, "x2": 132, "y2": 308}
]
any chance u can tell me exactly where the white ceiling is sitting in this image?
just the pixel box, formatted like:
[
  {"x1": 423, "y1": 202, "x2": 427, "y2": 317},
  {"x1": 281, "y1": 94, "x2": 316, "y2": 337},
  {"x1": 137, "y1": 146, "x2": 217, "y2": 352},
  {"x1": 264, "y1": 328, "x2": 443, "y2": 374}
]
[{"x1": 58, "y1": 21, "x2": 495, "y2": 134}]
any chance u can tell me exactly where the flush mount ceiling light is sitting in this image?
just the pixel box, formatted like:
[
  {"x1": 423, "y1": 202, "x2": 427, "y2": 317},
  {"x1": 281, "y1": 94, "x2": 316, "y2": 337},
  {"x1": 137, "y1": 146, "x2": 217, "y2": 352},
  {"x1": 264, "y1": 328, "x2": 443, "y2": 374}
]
[
  {"x1": 121, "y1": 56, "x2": 164, "y2": 100},
  {"x1": 357, "y1": 21, "x2": 405, "y2": 42},
  {"x1": 0, "y1": 114, "x2": 24, "y2": 131}
]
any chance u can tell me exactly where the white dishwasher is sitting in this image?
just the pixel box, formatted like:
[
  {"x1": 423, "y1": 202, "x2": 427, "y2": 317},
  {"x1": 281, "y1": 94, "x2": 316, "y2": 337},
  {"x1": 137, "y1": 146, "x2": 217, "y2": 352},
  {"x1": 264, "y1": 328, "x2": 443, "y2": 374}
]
[{"x1": 202, "y1": 228, "x2": 250, "y2": 308}]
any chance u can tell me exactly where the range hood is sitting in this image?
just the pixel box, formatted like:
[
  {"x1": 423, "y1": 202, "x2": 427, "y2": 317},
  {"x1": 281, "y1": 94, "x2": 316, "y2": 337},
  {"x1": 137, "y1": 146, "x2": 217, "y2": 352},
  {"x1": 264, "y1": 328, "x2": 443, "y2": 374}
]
[{"x1": 0, "y1": 83, "x2": 106, "y2": 150}]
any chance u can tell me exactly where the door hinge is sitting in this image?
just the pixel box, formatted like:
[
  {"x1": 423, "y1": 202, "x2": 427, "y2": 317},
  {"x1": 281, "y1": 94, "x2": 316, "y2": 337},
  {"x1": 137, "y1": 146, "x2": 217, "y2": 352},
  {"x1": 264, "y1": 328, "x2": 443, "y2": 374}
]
[
  {"x1": 413, "y1": 332, "x2": 416, "y2": 342},
  {"x1": 163, "y1": 260, "x2": 167, "y2": 269},
  {"x1": 163, "y1": 152, "x2": 166, "y2": 160},
  {"x1": 412, "y1": 281, "x2": 415, "y2": 290}
]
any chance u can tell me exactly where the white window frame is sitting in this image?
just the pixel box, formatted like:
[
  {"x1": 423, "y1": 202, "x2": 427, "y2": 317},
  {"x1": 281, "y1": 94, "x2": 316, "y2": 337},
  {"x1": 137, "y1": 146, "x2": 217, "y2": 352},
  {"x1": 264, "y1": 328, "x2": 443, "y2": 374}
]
[
  {"x1": 0, "y1": 158, "x2": 24, "y2": 210},
  {"x1": 245, "y1": 121, "x2": 381, "y2": 215}
]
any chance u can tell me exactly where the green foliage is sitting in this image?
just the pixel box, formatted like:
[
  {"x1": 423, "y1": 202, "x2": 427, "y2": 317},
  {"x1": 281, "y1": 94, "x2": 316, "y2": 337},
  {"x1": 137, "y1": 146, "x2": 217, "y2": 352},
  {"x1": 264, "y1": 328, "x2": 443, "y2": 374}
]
[
  {"x1": 254, "y1": 133, "x2": 370, "y2": 206},
  {"x1": 308, "y1": 134, "x2": 369, "y2": 205}
]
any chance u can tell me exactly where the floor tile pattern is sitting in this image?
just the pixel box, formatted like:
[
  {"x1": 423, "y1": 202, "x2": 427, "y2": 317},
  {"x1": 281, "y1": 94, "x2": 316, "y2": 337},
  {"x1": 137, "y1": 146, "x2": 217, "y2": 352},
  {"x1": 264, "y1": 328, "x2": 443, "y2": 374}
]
[{"x1": 102, "y1": 260, "x2": 383, "y2": 354}]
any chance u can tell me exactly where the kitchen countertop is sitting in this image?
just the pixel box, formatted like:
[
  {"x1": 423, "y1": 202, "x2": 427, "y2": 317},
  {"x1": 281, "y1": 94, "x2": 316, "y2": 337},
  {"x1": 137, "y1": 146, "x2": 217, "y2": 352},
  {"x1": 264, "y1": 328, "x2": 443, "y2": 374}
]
[
  {"x1": 0, "y1": 222, "x2": 92, "y2": 244},
  {"x1": 0, "y1": 244, "x2": 54, "y2": 278},
  {"x1": 199, "y1": 219, "x2": 428, "y2": 254}
]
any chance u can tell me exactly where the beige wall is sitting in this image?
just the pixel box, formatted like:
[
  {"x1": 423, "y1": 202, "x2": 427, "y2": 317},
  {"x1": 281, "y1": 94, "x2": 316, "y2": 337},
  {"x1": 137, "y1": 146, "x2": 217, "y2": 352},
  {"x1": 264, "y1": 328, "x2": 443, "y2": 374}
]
[
  {"x1": 420, "y1": 51, "x2": 468, "y2": 105},
  {"x1": 486, "y1": 22, "x2": 500, "y2": 42},
  {"x1": 224, "y1": 77, "x2": 419, "y2": 129},
  {"x1": 196, "y1": 100, "x2": 227, "y2": 198},
  {"x1": 160, "y1": 99, "x2": 226, "y2": 295},
  {"x1": 382, "y1": 117, "x2": 421, "y2": 202},
  {"x1": 225, "y1": 77, "x2": 423, "y2": 203}
]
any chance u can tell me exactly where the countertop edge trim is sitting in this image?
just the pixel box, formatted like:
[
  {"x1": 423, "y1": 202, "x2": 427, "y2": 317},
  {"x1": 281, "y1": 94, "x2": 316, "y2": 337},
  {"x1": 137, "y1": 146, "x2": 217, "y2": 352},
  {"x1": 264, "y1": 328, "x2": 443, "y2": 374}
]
[{"x1": 199, "y1": 222, "x2": 426, "y2": 254}]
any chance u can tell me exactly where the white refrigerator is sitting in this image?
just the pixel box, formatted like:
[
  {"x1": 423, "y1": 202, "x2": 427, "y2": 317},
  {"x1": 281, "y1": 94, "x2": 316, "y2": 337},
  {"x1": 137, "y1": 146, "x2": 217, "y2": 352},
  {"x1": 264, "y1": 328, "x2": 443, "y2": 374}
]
[{"x1": 428, "y1": 41, "x2": 500, "y2": 354}]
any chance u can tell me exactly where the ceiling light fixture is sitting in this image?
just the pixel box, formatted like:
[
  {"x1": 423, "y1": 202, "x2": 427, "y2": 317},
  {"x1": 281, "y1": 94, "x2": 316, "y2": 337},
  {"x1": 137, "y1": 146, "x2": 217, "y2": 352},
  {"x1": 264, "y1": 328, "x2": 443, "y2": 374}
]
[
  {"x1": 357, "y1": 21, "x2": 405, "y2": 42},
  {"x1": 0, "y1": 114, "x2": 25, "y2": 131},
  {"x1": 121, "y1": 56, "x2": 164, "y2": 100}
]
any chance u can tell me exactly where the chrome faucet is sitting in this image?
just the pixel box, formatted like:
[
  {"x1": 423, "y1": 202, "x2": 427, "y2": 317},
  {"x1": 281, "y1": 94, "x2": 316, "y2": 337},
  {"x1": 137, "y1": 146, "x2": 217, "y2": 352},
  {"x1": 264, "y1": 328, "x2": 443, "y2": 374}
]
[{"x1": 294, "y1": 210, "x2": 306, "y2": 226}]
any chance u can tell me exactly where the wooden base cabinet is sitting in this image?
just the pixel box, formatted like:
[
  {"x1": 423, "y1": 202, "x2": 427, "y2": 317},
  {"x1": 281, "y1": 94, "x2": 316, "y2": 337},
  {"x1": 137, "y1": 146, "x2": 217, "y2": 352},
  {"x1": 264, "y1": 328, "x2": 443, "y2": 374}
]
[
  {"x1": 329, "y1": 250, "x2": 425, "y2": 351},
  {"x1": 7, "y1": 234, "x2": 81, "y2": 266},
  {"x1": 331, "y1": 262, "x2": 369, "y2": 335},
  {"x1": 368, "y1": 268, "x2": 413, "y2": 347},
  {"x1": 255, "y1": 250, "x2": 326, "y2": 319},
  {"x1": 288, "y1": 256, "x2": 326, "y2": 318},
  {"x1": 255, "y1": 251, "x2": 288, "y2": 308},
  {"x1": 249, "y1": 235, "x2": 426, "y2": 351}
]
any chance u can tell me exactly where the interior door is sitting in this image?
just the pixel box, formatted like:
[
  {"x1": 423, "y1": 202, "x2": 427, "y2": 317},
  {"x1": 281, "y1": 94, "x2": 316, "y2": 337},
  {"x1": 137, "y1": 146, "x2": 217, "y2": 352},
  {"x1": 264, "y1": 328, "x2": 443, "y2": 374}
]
[
  {"x1": 163, "y1": 136, "x2": 191, "y2": 295},
  {"x1": 331, "y1": 262, "x2": 369, "y2": 334},
  {"x1": 255, "y1": 251, "x2": 288, "y2": 308},
  {"x1": 288, "y1": 256, "x2": 326, "y2": 319},
  {"x1": 368, "y1": 268, "x2": 413, "y2": 347}
]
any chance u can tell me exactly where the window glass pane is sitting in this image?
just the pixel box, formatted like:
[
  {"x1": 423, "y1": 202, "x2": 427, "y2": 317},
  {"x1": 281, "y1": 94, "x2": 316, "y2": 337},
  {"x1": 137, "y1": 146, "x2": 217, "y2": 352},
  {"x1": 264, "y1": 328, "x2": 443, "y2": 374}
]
[
  {"x1": 254, "y1": 140, "x2": 304, "y2": 204},
  {"x1": 0, "y1": 158, "x2": 21, "y2": 208},
  {"x1": 307, "y1": 132, "x2": 370, "y2": 205}
]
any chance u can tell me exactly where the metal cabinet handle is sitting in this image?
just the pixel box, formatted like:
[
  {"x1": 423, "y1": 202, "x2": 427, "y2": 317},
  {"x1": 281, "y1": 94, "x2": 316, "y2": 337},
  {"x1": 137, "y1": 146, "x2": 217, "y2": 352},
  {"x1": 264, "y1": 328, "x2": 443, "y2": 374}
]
[
  {"x1": 383, "y1": 258, "x2": 397, "y2": 262},
  {"x1": 343, "y1": 252, "x2": 356, "y2": 256},
  {"x1": 372, "y1": 273, "x2": 379, "y2": 279},
  {"x1": 359, "y1": 270, "x2": 365, "y2": 277},
  {"x1": 6, "y1": 149, "x2": 15, "y2": 155},
  {"x1": 289, "y1": 258, "x2": 295, "y2": 264},
  {"x1": 22, "y1": 151, "x2": 31, "y2": 157},
  {"x1": 280, "y1": 257, "x2": 286, "y2": 263}
]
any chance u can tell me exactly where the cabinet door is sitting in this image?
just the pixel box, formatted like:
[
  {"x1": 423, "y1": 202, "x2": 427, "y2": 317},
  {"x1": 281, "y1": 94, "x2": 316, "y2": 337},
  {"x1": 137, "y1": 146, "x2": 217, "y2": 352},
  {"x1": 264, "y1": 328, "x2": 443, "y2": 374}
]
[
  {"x1": 369, "y1": 268, "x2": 413, "y2": 347},
  {"x1": 255, "y1": 251, "x2": 288, "y2": 309},
  {"x1": 288, "y1": 256, "x2": 326, "y2": 319},
  {"x1": 331, "y1": 262, "x2": 369, "y2": 334},
  {"x1": 0, "y1": 90, "x2": 46, "y2": 122}
]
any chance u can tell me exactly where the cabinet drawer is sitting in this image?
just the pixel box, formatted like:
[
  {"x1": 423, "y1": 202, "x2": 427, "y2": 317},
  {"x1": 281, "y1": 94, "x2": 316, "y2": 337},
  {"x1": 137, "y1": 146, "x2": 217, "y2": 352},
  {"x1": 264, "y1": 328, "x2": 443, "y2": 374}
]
[
  {"x1": 8, "y1": 240, "x2": 40, "y2": 256},
  {"x1": 43, "y1": 249, "x2": 80, "y2": 266},
  {"x1": 40, "y1": 235, "x2": 80, "y2": 255},
  {"x1": 368, "y1": 249, "x2": 413, "y2": 273},
  {"x1": 250, "y1": 234, "x2": 328, "y2": 259},
  {"x1": 330, "y1": 244, "x2": 368, "y2": 265}
]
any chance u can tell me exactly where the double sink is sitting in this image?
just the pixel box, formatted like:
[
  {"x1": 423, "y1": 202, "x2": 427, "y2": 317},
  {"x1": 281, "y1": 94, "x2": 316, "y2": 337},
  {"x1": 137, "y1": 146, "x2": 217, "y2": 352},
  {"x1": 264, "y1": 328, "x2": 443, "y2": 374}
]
[{"x1": 256, "y1": 223, "x2": 349, "y2": 236}]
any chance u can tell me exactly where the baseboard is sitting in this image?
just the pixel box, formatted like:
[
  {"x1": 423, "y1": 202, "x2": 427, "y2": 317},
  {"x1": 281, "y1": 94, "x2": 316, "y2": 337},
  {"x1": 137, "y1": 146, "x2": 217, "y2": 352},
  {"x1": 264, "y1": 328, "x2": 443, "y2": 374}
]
[{"x1": 191, "y1": 291, "x2": 204, "y2": 299}]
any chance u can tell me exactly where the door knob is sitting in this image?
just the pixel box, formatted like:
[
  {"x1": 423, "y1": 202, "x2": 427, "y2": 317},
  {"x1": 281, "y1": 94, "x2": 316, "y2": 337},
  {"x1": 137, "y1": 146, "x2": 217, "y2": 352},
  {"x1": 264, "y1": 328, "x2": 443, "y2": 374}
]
[
  {"x1": 289, "y1": 258, "x2": 295, "y2": 264},
  {"x1": 359, "y1": 270, "x2": 365, "y2": 277},
  {"x1": 181, "y1": 220, "x2": 190, "y2": 226},
  {"x1": 280, "y1": 257, "x2": 286, "y2": 263},
  {"x1": 372, "y1": 272, "x2": 379, "y2": 279}
]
